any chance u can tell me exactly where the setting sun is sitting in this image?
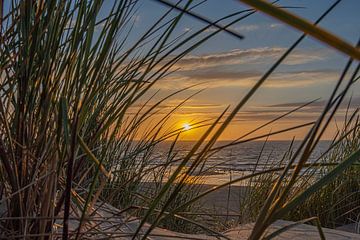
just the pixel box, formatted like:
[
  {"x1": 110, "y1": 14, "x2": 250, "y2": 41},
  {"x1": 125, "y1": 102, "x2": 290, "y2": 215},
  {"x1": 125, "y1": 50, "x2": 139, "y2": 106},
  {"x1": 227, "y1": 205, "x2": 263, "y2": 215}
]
[{"x1": 182, "y1": 123, "x2": 192, "y2": 131}]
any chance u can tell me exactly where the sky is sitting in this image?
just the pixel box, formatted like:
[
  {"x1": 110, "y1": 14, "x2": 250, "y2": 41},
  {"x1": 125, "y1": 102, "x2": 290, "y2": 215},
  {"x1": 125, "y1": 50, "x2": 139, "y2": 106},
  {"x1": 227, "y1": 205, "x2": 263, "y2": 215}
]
[{"x1": 121, "y1": 0, "x2": 360, "y2": 141}]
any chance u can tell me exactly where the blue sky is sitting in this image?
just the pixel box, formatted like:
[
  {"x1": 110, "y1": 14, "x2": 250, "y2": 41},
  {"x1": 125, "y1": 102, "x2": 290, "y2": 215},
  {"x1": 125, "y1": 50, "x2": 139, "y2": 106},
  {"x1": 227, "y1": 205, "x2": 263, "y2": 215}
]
[{"x1": 132, "y1": 0, "x2": 359, "y2": 52}]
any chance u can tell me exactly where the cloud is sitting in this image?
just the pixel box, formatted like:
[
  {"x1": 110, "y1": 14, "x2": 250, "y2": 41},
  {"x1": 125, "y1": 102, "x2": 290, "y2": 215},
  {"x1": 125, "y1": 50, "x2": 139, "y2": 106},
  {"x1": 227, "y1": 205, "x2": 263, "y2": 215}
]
[
  {"x1": 234, "y1": 24, "x2": 260, "y2": 32},
  {"x1": 205, "y1": 22, "x2": 282, "y2": 34},
  {"x1": 176, "y1": 47, "x2": 281, "y2": 69},
  {"x1": 181, "y1": 69, "x2": 261, "y2": 81},
  {"x1": 269, "y1": 23, "x2": 282, "y2": 29},
  {"x1": 268, "y1": 97, "x2": 360, "y2": 112},
  {"x1": 262, "y1": 70, "x2": 339, "y2": 88},
  {"x1": 158, "y1": 100, "x2": 224, "y2": 110},
  {"x1": 132, "y1": 15, "x2": 141, "y2": 23},
  {"x1": 173, "y1": 47, "x2": 328, "y2": 71},
  {"x1": 234, "y1": 111, "x2": 319, "y2": 122},
  {"x1": 183, "y1": 27, "x2": 192, "y2": 32},
  {"x1": 128, "y1": 94, "x2": 359, "y2": 125},
  {"x1": 159, "y1": 69, "x2": 339, "y2": 89},
  {"x1": 129, "y1": 99, "x2": 225, "y2": 115},
  {"x1": 206, "y1": 24, "x2": 260, "y2": 33},
  {"x1": 231, "y1": 96, "x2": 359, "y2": 122},
  {"x1": 151, "y1": 47, "x2": 334, "y2": 90}
]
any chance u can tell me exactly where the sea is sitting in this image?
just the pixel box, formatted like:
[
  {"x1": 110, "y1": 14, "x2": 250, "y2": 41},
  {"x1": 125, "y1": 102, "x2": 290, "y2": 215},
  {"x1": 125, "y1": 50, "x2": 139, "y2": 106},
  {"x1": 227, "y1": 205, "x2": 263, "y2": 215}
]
[
  {"x1": 151, "y1": 140, "x2": 332, "y2": 172},
  {"x1": 131, "y1": 140, "x2": 333, "y2": 185}
]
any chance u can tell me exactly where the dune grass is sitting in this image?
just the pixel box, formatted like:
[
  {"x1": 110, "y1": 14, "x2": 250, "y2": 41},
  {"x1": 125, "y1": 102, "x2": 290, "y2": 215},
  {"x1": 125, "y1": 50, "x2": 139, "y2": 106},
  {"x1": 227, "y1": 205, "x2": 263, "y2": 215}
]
[
  {"x1": 289, "y1": 112, "x2": 360, "y2": 229},
  {"x1": 231, "y1": 108, "x2": 360, "y2": 229},
  {"x1": 0, "y1": 0, "x2": 359, "y2": 239}
]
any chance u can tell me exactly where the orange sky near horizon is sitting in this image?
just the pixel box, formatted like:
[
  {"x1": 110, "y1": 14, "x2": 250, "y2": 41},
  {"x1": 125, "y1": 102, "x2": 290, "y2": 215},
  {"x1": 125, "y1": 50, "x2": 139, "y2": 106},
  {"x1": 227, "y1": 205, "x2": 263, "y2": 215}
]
[{"x1": 130, "y1": 101, "x2": 350, "y2": 142}]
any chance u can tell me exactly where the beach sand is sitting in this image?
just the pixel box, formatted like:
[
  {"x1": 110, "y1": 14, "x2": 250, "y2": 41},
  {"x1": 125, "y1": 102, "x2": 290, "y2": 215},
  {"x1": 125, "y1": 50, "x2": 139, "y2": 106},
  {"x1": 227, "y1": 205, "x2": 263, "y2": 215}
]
[{"x1": 140, "y1": 180, "x2": 251, "y2": 216}]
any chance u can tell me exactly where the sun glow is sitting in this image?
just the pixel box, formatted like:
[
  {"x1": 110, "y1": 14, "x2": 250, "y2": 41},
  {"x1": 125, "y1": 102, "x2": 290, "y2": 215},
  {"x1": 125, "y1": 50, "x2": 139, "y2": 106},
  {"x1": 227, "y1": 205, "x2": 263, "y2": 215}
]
[{"x1": 182, "y1": 123, "x2": 192, "y2": 131}]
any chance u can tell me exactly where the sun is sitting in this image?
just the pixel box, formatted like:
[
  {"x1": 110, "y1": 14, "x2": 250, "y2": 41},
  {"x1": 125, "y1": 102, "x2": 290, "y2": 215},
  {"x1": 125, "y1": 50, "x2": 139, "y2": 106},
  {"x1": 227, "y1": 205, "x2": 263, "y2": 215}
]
[{"x1": 182, "y1": 123, "x2": 192, "y2": 131}]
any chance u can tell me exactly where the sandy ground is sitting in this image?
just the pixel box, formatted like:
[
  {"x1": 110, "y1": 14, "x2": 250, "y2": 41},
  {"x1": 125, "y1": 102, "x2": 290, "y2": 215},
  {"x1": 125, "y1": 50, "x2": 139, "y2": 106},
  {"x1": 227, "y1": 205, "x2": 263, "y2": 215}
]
[
  {"x1": 197, "y1": 184, "x2": 250, "y2": 214},
  {"x1": 2, "y1": 185, "x2": 360, "y2": 239},
  {"x1": 140, "y1": 180, "x2": 250, "y2": 217}
]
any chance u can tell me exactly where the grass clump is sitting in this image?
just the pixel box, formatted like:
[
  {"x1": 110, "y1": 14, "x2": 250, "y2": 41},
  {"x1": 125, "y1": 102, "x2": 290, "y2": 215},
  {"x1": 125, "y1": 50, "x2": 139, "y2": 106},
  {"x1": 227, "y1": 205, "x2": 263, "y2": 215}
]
[
  {"x1": 290, "y1": 115, "x2": 360, "y2": 229},
  {"x1": 1, "y1": 0, "x2": 231, "y2": 237}
]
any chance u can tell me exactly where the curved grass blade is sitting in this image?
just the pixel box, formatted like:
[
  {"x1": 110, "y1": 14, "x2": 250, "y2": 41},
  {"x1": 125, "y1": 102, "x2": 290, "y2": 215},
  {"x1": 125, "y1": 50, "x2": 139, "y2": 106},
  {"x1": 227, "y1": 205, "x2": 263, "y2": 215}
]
[
  {"x1": 238, "y1": 0, "x2": 360, "y2": 60},
  {"x1": 273, "y1": 148, "x2": 360, "y2": 220},
  {"x1": 263, "y1": 217, "x2": 325, "y2": 240}
]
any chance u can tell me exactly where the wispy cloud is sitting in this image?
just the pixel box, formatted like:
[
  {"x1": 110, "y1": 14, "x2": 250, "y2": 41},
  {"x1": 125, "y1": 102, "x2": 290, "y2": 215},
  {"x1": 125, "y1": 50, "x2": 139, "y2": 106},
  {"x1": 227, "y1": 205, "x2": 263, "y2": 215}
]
[
  {"x1": 173, "y1": 47, "x2": 328, "y2": 71},
  {"x1": 153, "y1": 46, "x2": 333, "y2": 90},
  {"x1": 129, "y1": 97, "x2": 358, "y2": 122},
  {"x1": 133, "y1": 14, "x2": 141, "y2": 22},
  {"x1": 269, "y1": 23, "x2": 282, "y2": 29},
  {"x1": 183, "y1": 27, "x2": 192, "y2": 32},
  {"x1": 268, "y1": 97, "x2": 360, "y2": 112},
  {"x1": 235, "y1": 97, "x2": 360, "y2": 122},
  {"x1": 159, "y1": 69, "x2": 339, "y2": 89},
  {"x1": 205, "y1": 22, "x2": 282, "y2": 34},
  {"x1": 234, "y1": 24, "x2": 260, "y2": 32},
  {"x1": 205, "y1": 24, "x2": 260, "y2": 33}
]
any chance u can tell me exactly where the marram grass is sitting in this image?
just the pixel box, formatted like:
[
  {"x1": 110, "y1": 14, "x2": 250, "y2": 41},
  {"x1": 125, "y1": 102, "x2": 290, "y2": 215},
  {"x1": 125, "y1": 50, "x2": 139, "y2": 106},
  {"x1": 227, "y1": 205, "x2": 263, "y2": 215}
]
[{"x1": 0, "y1": 0, "x2": 359, "y2": 239}]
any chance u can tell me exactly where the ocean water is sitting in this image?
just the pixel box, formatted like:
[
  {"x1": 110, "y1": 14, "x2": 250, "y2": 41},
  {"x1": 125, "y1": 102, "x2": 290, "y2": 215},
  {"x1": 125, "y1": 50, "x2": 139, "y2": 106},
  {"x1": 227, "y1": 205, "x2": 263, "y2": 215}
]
[{"x1": 151, "y1": 140, "x2": 332, "y2": 172}]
